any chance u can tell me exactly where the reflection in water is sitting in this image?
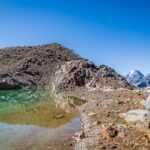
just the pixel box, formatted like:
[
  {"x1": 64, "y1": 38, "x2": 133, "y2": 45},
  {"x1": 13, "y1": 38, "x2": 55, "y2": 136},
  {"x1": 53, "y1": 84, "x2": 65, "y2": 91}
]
[
  {"x1": 0, "y1": 118, "x2": 81, "y2": 150},
  {"x1": 0, "y1": 89, "x2": 85, "y2": 150},
  {"x1": 0, "y1": 90, "x2": 77, "y2": 128}
]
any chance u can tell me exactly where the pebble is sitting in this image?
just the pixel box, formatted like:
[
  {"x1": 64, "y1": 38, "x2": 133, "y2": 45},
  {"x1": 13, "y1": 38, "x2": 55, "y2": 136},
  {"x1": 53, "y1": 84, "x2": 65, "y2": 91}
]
[
  {"x1": 111, "y1": 144, "x2": 118, "y2": 149},
  {"x1": 88, "y1": 112, "x2": 97, "y2": 117},
  {"x1": 99, "y1": 145, "x2": 106, "y2": 149},
  {"x1": 118, "y1": 100, "x2": 124, "y2": 104},
  {"x1": 93, "y1": 120, "x2": 101, "y2": 125},
  {"x1": 55, "y1": 114, "x2": 64, "y2": 119},
  {"x1": 101, "y1": 124, "x2": 118, "y2": 139},
  {"x1": 74, "y1": 130, "x2": 85, "y2": 141}
]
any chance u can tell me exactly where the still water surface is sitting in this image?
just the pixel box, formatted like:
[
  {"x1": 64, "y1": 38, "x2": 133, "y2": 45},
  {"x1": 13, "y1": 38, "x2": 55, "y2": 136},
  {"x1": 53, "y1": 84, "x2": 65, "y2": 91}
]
[{"x1": 0, "y1": 90, "x2": 82, "y2": 150}]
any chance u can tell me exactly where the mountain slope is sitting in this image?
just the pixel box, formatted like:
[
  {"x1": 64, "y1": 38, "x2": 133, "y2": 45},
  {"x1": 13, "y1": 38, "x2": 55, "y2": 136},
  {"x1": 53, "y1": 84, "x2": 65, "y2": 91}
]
[
  {"x1": 0, "y1": 43, "x2": 134, "y2": 90},
  {"x1": 0, "y1": 43, "x2": 81, "y2": 89}
]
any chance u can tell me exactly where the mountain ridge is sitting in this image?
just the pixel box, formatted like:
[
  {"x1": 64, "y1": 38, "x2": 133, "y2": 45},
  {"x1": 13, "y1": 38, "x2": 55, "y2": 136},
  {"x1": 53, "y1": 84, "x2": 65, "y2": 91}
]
[{"x1": 0, "y1": 43, "x2": 134, "y2": 90}]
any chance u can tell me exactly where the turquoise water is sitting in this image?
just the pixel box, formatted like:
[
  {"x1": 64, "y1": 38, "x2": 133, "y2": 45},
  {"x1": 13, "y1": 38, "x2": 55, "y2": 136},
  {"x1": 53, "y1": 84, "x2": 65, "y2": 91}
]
[
  {"x1": 0, "y1": 89, "x2": 85, "y2": 149},
  {"x1": 0, "y1": 89, "x2": 77, "y2": 128}
]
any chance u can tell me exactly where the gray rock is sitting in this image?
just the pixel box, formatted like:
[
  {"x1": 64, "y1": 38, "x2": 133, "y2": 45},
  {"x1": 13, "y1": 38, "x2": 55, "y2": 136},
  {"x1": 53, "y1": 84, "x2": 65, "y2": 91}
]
[
  {"x1": 146, "y1": 94, "x2": 150, "y2": 110},
  {"x1": 120, "y1": 109, "x2": 147, "y2": 124}
]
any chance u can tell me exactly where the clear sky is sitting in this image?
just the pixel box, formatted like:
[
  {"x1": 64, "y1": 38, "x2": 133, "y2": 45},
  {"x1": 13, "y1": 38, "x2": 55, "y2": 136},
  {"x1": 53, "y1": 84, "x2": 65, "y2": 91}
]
[{"x1": 0, "y1": 0, "x2": 150, "y2": 75}]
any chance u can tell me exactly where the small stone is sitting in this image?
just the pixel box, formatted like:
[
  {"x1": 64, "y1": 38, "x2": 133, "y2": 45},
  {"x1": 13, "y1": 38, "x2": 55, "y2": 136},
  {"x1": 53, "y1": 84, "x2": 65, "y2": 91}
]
[
  {"x1": 101, "y1": 124, "x2": 118, "y2": 139},
  {"x1": 93, "y1": 120, "x2": 101, "y2": 125},
  {"x1": 118, "y1": 101, "x2": 124, "y2": 104},
  {"x1": 111, "y1": 144, "x2": 117, "y2": 149},
  {"x1": 146, "y1": 94, "x2": 150, "y2": 110},
  {"x1": 82, "y1": 109, "x2": 86, "y2": 113},
  {"x1": 75, "y1": 130, "x2": 85, "y2": 140},
  {"x1": 88, "y1": 112, "x2": 97, "y2": 117},
  {"x1": 99, "y1": 145, "x2": 106, "y2": 149},
  {"x1": 140, "y1": 100, "x2": 146, "y2": 107},
  {"x1": 55, "y1": 114, "x2": 64, "y2": 119}
]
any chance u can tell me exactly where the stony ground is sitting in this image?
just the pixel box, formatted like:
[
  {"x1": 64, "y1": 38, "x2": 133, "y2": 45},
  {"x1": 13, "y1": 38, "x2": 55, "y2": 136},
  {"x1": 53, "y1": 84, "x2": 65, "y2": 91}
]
[{"x1": 65, "y1": 88, "x2": 150, "y2": 150}]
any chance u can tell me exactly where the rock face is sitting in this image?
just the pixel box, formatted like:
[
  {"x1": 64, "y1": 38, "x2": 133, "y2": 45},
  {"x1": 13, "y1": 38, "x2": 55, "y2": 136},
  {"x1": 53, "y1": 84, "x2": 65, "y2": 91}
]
[
  {"x1": 53, "y1": 60, "x2": 97, "y2": 91},
  {"x1": 53, "y1": 60, "x2": 134, "y2": 91},
  {"x1": 0, "y1": 43, "x2": 81, "y2": 89}
]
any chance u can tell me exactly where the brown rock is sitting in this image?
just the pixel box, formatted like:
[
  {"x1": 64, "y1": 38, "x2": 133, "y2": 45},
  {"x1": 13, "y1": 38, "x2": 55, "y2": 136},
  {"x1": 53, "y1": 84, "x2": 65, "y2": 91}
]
[
  {"x1": 118, "y1": 100, "x2": 124, "y2": 104},
  {"x1": 99, "y1": 145, "x2": 106, "y2": 149},
  {"x1": 101, "y1": 124, "x2": 118, "y2": 139},
  {"x1": 75, "y1": 130, "x2": 85, "y2": 140}
]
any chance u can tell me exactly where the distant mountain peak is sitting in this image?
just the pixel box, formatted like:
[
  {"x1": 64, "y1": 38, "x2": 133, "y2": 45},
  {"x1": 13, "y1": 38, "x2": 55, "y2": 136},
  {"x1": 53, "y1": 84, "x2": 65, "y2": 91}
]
[
  {"x1": 127, "y1": 69, "x2": 144, "y2": 78},
  {"x1": 126, "y1": 69, "x2": 150, "y2": 88}
]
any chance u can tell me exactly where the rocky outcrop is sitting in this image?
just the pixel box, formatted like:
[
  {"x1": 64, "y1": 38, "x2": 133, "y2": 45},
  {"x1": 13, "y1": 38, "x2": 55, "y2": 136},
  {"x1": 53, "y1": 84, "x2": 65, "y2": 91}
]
[
  {"x1": 52, "y1": 60, "x2": 134, "y2": 91},
  {"x1": 53, "y1": 60, "x2": 97, "y2": 91}
]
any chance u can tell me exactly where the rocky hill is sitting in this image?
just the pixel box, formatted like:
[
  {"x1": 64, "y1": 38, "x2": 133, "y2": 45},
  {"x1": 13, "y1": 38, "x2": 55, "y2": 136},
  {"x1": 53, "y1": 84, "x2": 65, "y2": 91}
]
[
  {"x1": 0, "y1": 43, "x2": 81, "y2": 89},
  {"x1": 0, "y1": 43, "x2": 134, "y2": 90}
]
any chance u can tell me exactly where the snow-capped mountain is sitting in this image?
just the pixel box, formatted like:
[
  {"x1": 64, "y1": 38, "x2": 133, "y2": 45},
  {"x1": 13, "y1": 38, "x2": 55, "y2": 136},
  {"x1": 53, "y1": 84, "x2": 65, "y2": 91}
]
[
  {"x1": 126, "y1": 70, "x2": 150, "y2": 88},
  {"x1": 138, "y1": 74, "x2": 150, "y2": 88},
  {"x1": 126, "y1": 70, "x2": 144, "y2": 87}
]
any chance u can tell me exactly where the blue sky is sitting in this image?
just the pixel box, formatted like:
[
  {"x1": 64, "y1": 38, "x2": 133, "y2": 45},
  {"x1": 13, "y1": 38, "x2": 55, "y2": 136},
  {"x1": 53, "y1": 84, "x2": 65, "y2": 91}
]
[{"x1": 0, "y1": 0, "x2": 150, "y2": 75}]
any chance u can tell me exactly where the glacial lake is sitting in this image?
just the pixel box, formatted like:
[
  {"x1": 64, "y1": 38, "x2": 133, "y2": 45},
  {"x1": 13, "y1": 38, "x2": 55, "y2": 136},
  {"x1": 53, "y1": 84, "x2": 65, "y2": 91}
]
[{"x1": 0, "y1": 89, "x2": 83, "y2": 150}]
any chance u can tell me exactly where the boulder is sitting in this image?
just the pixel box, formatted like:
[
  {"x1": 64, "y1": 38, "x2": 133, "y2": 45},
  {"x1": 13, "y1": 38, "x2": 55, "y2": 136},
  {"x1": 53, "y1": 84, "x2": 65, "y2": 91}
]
[{"x1": 120, "y1": 109, "x2": 147, "y2": 125}]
